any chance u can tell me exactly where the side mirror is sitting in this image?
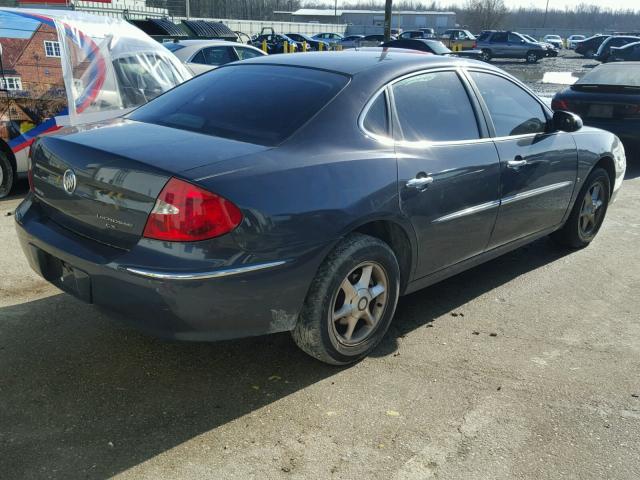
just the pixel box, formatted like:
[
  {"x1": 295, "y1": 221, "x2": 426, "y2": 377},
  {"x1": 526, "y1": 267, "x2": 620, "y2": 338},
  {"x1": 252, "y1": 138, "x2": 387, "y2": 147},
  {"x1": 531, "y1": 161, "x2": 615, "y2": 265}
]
[{"x1": 553, "y1": 110, "x2": 583, "y2": 133}]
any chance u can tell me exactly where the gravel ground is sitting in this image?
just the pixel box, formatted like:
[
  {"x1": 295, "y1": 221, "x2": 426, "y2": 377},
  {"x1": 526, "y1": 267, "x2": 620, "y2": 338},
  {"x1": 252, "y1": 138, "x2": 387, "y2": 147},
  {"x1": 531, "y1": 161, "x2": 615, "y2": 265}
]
[{"x1": 1, "y1": 51, "x2": 639, "y2": 480}]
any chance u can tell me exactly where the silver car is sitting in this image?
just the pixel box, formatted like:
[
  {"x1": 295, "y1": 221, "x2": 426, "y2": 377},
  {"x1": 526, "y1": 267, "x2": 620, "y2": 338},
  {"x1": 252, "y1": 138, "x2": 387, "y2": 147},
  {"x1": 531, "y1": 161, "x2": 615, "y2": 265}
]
[{"x1": 164, "y1": 39, "x2": 266, "y2": 75}]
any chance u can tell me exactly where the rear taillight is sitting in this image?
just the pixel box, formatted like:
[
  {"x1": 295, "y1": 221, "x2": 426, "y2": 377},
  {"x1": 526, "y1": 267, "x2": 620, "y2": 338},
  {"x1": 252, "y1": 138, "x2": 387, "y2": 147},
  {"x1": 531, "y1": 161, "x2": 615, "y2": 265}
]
[
  {"x1": 551, "y1": 98, "x2": 571, "y2": 111},
  {"x1": 472, "y1": 41, "x2": 477, "y2": 48},
  {"x1": 143, "y1": 178, "x2": 243, "y2": 242}
]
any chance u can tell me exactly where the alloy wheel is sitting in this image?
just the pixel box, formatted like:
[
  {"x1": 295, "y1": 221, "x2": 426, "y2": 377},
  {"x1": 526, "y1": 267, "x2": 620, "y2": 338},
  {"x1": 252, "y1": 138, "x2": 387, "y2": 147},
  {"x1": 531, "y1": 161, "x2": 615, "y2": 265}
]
[
  {"x1": 330, "y1": 262, "x2": 389, "y2": 346},
  {"x1": 579, "y1": 180, "x2": 606, "y2": 239}
]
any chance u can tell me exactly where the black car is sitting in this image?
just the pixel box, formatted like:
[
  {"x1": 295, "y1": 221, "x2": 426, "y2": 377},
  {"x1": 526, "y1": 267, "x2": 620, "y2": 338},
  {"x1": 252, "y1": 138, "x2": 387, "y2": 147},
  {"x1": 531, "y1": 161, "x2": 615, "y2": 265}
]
[
  {"x1": 575, "y1": 35, "x2": 610, "y2": 58},
  {"x1": 285, "y1": 33, "x2": 329, "y2": 51},
  {"x1": 381, "y1": 39, "x2": 483, "y2": 60},
  {"x1": 609, "y1": 41, "x2": 640, "y2": 62},
  {"x1": 552, "y1": 62, "x2": 640, "y2": 153},
  {"x1": 595, "y1": 36, "x2": 640, "y2": 62},
  {"x1": 16, "y1": 52, "x2": 626, "y2": 365},
  {"x1": 250, "y1": 33, "x2": 300, "y2": 54}
]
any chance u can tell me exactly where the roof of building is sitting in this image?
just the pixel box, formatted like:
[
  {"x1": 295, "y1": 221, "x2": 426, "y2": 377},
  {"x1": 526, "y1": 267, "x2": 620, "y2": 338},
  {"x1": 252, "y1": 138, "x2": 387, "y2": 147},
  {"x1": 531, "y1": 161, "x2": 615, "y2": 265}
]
[{"x1": 291, "y1": 8, "x2": 455, "y2": 16}]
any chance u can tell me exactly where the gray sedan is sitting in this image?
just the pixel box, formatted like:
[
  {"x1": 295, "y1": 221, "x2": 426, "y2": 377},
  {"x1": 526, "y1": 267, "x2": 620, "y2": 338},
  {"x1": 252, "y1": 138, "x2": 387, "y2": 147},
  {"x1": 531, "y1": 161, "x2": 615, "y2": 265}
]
[
  {"x1": 17, "y1": 52, "x2": 626, "y2": 365},
  {"x1": 164, "y1": 39, "x2": 266, "y2": 75}
]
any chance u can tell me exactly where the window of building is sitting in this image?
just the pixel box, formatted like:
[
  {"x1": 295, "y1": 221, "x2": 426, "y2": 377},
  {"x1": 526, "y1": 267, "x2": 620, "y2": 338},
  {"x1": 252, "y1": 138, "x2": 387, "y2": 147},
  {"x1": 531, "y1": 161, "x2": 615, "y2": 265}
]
[
  {"x1": 44, "y1": 40, "x2": 61, "y2": 57},
  {"x1": 1, "y1": 77, "x2": 23, "y2": 91}
]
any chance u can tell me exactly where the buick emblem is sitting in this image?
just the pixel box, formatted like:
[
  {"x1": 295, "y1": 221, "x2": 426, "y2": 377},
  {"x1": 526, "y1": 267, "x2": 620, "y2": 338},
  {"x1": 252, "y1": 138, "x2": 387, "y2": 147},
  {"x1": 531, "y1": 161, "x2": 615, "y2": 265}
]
[{"x1": 62, "y1": 169, "x2": 77, "y2": 195}]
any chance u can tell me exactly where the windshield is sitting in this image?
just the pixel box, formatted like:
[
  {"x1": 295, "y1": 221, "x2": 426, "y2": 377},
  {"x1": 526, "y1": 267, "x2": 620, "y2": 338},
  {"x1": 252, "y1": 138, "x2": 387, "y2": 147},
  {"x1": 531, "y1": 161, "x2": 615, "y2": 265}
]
[
  {"x1": 129, "y1": 65, "x2": 349, "y2": 146},
  {"x1": 164, "y1": 43, "x2": 186, "y2": 52},
  {"x1": 427, "y1": 41, "x2": 451, "y2": 54},
  {"x1": 546, "y1": 35, "x2": 561, "y2": 40},
  {"x1": 575, "y1": 64, "x2": 640, "y2": 87}
]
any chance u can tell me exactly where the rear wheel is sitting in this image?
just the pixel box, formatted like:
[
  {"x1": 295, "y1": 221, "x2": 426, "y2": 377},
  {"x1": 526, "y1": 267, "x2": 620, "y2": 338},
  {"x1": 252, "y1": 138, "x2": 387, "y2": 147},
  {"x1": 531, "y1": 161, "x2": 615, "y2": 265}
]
[
  {"x1": 525, "y1": 51, "x2": 540, "y2": 63},
  {"x1": 551, "y1": 167, "x2": 610, "y2": 248},
  {"x1": 292, "y1": 233, "x2": 400, "y2": 365},
  {"x1": 480, "y1": 49, "x2": 492, "y2": 62},
  {"x1": 0, "y1": 151, "x2": 15, "y2": 199}
]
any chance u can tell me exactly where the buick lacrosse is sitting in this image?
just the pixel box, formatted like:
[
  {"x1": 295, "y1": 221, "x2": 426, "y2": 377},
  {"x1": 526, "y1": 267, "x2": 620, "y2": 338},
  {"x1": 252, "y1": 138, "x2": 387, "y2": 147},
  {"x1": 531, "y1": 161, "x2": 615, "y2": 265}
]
[{"x1": 16, "y1": 51, "x2": 626, "y2": 364}]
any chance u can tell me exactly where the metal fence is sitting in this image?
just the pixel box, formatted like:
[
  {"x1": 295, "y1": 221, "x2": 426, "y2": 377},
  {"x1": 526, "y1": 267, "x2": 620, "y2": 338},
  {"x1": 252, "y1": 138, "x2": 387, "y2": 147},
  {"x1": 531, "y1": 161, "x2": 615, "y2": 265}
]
[{"x1": 70, "y1": 1, "x2": 347, "y2": 36}]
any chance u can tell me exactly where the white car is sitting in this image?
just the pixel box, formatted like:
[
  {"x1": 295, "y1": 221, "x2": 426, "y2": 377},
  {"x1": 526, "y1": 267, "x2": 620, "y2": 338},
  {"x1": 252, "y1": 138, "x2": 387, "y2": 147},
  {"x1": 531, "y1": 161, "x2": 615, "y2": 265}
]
[
  {"x1": 165, "y1": 40, "x2": 266, "y2": 76},
  {"x1": 567, "y1": 35, "x2": 586, "y2": 49},
  {"x1": 543, "y1": 35, "x2": 564, "y2": 49}
]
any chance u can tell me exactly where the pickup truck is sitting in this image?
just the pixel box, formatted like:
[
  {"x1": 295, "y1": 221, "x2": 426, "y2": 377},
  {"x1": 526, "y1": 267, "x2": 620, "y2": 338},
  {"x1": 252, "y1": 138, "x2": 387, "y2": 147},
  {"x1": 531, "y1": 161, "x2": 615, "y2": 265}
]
[{"x1": 439, "y1": 29, "x2": 476, "y2": 50}]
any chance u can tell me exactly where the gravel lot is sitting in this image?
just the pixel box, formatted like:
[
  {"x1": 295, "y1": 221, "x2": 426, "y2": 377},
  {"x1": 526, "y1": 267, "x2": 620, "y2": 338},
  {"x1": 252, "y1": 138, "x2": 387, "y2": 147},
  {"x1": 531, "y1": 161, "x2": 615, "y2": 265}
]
[{"x1": 1, "y1": 51, "x2": 639, "y2": 480}]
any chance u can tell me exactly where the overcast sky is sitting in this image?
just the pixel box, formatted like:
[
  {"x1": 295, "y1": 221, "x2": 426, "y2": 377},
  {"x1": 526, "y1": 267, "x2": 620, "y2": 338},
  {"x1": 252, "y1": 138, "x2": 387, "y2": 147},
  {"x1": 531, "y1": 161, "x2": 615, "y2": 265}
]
[{"x1": 305, "y1": 1, "x2": 640, "y2": 11}]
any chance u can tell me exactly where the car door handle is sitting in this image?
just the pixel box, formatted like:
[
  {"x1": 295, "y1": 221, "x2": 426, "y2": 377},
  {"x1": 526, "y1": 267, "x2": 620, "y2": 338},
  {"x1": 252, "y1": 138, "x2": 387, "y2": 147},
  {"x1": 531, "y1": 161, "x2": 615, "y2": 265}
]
[
  {"x1": 507, "y1": 157, "x2": 528, "y2": 169},
  {"x1": 406, "y1": 176, "x2": 434, "y2": 189}
]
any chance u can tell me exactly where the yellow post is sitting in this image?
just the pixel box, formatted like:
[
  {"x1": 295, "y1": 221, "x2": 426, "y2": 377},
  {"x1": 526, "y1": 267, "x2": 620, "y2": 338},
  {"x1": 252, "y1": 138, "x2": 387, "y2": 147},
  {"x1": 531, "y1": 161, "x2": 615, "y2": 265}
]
[
  {"x1": 261, "y1": 39, "x2": 267, "y2": 53},
  {"x1": 318, "y1": 41, "x2": 323, "y2": 52},
  {"x1": 303, "y1": 41, "x2": 308, "y2": 52},
  {"x1": 283, "y1": 41, "x2": 288, "y2": 54},
  {"x1": 336, "y1": 44, "x2": 342, "y2": 51}
]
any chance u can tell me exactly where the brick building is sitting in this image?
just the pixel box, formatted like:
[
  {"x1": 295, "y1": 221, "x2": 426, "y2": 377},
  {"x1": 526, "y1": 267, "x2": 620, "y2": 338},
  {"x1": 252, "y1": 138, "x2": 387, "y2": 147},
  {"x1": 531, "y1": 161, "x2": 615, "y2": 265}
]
[{"x1": 0, "y1": 23, "x2": 65, "y2": 98}]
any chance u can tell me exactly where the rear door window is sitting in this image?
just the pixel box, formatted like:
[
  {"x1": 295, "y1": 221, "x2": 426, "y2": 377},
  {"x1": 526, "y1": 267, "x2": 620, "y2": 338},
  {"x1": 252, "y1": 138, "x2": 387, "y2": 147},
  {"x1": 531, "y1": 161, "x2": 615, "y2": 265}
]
[
  {"x1": 469, "y1": 71, "x2": 547, "y2": 137},
  {"x1": 198, "y1": 46, "x2": 236, "y2": 66},
  {"x1": 235, "y1": 47, "x2": 264, "y2": 60},
  {"x1": 362, "y1": 92, "x2": 389, "y2": 137},
  {"x1": 391, "y1": 71, "x2": 479, "y2": 142},
  {"x1": 491, "y1": 32, "x2": 507, "y2": 43},
  {"x1": 129, "y1": 65, "x2": 349, "y2": 146}
]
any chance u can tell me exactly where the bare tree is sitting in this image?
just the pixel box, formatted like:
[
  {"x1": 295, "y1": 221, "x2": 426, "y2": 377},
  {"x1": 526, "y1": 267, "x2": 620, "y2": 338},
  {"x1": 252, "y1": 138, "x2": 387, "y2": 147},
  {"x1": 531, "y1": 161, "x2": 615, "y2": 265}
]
[{"x1": 461, "y1": 0, "x2": 508, "y2": 31}]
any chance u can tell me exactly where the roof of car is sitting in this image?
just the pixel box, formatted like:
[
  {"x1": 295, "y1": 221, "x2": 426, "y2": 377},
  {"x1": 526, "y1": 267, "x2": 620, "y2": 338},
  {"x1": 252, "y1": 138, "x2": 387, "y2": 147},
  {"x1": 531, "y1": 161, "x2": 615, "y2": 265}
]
[
  {"x1": 232, "y1": 50, "x2": 494, "y2": 76},
  {"x1": 168, "y1": 40, "x2": 263, "y2": 60}
]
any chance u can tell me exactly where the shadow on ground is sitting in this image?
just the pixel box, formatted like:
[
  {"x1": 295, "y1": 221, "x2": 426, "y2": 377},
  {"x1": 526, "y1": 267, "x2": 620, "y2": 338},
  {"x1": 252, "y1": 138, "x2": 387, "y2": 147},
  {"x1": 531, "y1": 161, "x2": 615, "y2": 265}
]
[{"x1": 0, "y1": 234, "x2": 577, "y2": 479}]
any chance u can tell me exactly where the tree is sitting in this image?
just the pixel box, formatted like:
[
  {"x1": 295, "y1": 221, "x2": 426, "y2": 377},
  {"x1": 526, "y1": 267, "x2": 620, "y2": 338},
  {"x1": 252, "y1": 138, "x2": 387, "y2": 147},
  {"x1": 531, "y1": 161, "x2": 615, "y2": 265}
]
[{"x1": 462, "y1": 0, "x2": 508, "y2": 31}]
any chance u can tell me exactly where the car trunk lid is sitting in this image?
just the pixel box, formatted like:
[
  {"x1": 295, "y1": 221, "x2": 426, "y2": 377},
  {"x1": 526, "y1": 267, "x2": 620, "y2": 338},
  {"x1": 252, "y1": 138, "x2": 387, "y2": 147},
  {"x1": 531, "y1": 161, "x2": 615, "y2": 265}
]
[{"x1": 30, "y1": 120, "x2": 269, "y2": 250}]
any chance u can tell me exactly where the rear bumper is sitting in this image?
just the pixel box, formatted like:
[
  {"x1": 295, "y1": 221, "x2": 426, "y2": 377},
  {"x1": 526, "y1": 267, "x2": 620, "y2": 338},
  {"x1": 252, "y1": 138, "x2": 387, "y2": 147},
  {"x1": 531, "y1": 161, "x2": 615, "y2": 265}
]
[
  {"x1": 15, "y1": 196, "x2": 319, "y2": 341},
  {"x1": 583, "y1": 119, "x2": 640, "y2": 151}
]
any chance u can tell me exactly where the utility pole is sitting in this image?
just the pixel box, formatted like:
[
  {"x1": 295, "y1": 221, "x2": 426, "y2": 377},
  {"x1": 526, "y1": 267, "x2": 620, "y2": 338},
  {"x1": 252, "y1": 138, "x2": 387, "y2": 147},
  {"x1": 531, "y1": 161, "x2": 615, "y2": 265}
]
[
  {"x1": 542, "y1": 0, "x2": 550, "y2": 28},
  {"x1": 185, "y1": 0, "x2": 190, "y2": 20},
  {"x1": 334, "y1": 0, "x2": 338, "y2": 23},
  {"x1": 384, "y1": 0, "x2": 392, "y2": 41}
]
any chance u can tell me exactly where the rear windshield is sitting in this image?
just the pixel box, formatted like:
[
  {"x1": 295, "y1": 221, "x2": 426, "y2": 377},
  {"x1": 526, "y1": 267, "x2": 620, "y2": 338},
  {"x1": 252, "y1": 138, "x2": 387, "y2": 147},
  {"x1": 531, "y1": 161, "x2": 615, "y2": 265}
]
[
  {"x1": 164, "y1": 43, "x2": 186, "y2": 52},
  {"x1": 129, "y1": 65, "x2": 349, "y2": 145},
  {"x1": 576, "y1": 64, "x2": 640, "y2": 87}
]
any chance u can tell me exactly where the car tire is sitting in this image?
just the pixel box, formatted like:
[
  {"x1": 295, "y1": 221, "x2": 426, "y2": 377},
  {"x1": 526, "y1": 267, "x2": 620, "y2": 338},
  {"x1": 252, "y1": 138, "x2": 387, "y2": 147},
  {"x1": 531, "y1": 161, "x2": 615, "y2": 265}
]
[
  {"x1": 551, "y1": 167, "x2": 611, "y2": 249},
  {"x1": 480, "y1": 49, "x2": 492, "y2": 62},
  {"x1": 525, "y1": 51, "x2": 540, "y2": 63},
  {"x1": 0, "y1": 151, "x2": 15, "y2": 199},
  {"x1": 292, "y1": 233, "x2": 400, "y2": 365}
]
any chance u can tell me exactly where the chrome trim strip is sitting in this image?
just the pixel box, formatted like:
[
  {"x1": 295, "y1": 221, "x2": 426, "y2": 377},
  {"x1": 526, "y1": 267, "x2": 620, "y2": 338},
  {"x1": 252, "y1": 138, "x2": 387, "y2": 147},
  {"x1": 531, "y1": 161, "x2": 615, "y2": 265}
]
[
  {"x1": 125, "y1": 260, "x2": 287, "y2": 280},
  {"x1": 501, "y1": 181, "x2": 573, "y2": 205},
  {"x1": 432, "y1": 199, "x2": 500, "y2": 224}
]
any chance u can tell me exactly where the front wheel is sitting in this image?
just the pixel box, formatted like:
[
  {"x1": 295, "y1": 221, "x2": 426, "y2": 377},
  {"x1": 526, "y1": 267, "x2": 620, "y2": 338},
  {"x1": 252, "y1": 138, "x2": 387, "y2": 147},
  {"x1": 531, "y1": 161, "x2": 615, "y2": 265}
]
[
  {"x1": 551, "y1": 167, "x2": 610, "y2": 249},
  {"x1": 526, "y1": 51, "x2": 540, "y2": 63},
  {"x1": 292, "y1": 233, "x2": 400, "y2": 365},
  {"x1": 0, "y1": 151, "x2": 15, "y2": 199}
]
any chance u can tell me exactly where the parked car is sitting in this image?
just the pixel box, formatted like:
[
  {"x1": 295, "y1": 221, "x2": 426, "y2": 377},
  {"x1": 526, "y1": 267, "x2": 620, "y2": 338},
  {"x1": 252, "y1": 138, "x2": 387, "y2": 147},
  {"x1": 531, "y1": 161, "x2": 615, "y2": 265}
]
[
  {"x1": 595, "y1": 36, "x2": 640, "y2": 62},
  {"x1": 543, "y1": 35, "x2": 564, "y2": 49},
  {"x1": 165, "y1": 40, "x2": 265, "y2": 75},
  {"x1": 609, "y1": 41, "x2": 640, "y2": 62},
  {"x1": 285, "y1": 33, "x2": 330, "y2": 51},
  {"x1": 357, "y1": 34, "x2": 391, "y2": 47},
  {"x1": 338, "y1": 35, "x2": 364, "y2": 49},
  {"x1": 476, "y1": 30, "x2": 547, "y2": 63},
  {"x1": 382, "y1": 39, "x2": 483, "y2": 60},
  {"x1": 552, "y1": 62, "x2": 640, "y2": 153},
  {"x1": 520, "y1": 34, "x2": 559, "y2": 57},
  {"x1": 575, "y1": 34, "x2": 610, "y2": 58},
  {"x1": 16, "y1": 51, "x2": 626, "y2": 364},
  {"x1": 418, "y1": 28, "x2": 436, "y2": 38},
  {"x1": 439, "y1": 29, "x2": 476, "y2": 50},
  {"x1": 251, "y1": 33, "x2": 301, "y2": 54},
  {"x1": 399, "y1": 30, "x2": 434, "y2": 40},
  {"x1": 0, "y1": 7, "x2": 190, "y2": 198},
  {"x1": 312, "y1": 32, "x2": 343, "y2": 45},
  {"x1": 567, "y1": 35, "x2": 586, "y2": 49}
]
